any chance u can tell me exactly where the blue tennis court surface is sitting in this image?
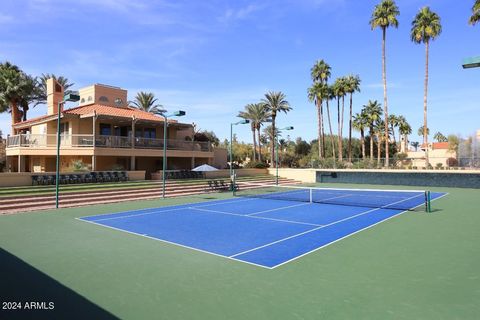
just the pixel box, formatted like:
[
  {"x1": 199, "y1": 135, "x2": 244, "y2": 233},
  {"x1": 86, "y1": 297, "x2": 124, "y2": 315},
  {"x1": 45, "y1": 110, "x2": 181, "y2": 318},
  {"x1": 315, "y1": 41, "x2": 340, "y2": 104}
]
[{"x1": 79, "y1": 190, "x2": 446, "y2": 269}]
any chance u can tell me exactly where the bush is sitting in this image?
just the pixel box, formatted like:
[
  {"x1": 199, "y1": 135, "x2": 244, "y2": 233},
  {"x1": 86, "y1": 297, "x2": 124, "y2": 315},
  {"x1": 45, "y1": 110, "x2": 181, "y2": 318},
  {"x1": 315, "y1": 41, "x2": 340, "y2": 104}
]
[
  {"x1": 244, "y1": 161, "x2": 268, "y2": 169},
  {"x1": 446, "y1": 157, "x2": 458, "y2": 167}
]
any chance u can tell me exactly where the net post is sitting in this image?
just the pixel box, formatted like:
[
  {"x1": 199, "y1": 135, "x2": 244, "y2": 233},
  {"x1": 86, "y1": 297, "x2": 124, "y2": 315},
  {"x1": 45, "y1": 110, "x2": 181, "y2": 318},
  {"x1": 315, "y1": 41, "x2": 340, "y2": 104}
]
[
  {"x1": 231, "y1": 169, "x2": 236, "y2": 196},
  {"x1": 309, "y1": 188, "x2": 313, "y2": 203},
  {"x1": 425, "y1": 191, "x2": 431, "y2": 213}
]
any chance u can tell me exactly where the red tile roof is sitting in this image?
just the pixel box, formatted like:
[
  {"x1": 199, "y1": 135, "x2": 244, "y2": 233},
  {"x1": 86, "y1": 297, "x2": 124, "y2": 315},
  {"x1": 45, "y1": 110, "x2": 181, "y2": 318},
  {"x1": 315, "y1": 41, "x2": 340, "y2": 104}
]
[
  {"x1": 64, "y1": 104, "x2": 172, "y2": 122},
  {"x1": 13, "y1": 104, "x2": 178, "y2": 128},
  {"x1": 421, "y1": 142, "x2": 449, "y2": 149}
]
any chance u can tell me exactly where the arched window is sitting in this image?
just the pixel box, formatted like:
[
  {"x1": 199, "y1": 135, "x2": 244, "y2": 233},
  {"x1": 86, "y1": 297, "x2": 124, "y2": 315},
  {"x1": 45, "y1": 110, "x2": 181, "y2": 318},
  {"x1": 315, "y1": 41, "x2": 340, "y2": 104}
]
[
  {"x1": 80, "y1": 98, "x2": 85, "y2": 103},
  {"x1": 99, "y1": 96, "x2": 109, "y2": 102}
]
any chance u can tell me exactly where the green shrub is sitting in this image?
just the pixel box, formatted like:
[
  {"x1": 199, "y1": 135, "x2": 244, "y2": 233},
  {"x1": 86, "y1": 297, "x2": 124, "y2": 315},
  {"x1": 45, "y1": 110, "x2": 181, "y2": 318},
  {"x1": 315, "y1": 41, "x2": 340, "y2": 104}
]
[{"x1": 244, "y1": 161, "x2": 268, "y2": 169}]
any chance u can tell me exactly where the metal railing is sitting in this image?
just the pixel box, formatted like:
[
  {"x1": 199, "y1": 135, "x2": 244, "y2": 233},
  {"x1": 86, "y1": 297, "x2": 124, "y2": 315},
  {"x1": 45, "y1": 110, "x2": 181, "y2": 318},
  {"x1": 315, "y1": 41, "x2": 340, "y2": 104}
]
[{"x1": 6, "y1": 134, "x2": 213, "y2": 152}]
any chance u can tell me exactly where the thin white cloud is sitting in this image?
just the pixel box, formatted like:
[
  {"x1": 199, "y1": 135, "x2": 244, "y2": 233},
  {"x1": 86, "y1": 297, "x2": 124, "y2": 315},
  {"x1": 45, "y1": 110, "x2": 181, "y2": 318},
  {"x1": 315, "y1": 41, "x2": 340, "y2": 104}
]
[
  {"x1": 0, "y1": 13, "x2": 13, "y2": 24},
  {"x1": 218, "y1": 3, "x2": 264, "y2": 23}
]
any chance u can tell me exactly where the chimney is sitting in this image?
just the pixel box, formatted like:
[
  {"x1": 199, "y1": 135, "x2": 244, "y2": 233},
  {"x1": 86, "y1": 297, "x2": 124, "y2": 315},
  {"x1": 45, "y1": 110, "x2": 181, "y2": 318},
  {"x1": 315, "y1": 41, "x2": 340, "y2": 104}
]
[{"x1": 47, "y1": 78, "x2": 64, "y2": 115}]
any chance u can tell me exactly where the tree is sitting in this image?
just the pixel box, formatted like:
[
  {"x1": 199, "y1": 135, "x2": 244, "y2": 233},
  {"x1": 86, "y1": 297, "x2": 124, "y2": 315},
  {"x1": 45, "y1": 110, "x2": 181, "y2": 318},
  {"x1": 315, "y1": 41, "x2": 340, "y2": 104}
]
[
  {"x1": 388, "y1": 114, "x2": 399, "y2": 147},
  {"x1": 447, "y1": 134, "x2": 459, "y2": 154},
  {"x1": 398, "y1": 115, "x2": 412, "y2": 151},
  {"x1": 309, "y1": 60, "x2": 331, "y2": 159},
  {"x1": 238, "y1": 103, "x2": 270, "y2": 162},
  {"x1": 344, "y1": 74, "x2": 361, "y2": 162},
  {"x1": 261, "y1": 91, "x2": 292, "y2": 167},
  {"x1": 353, "y1": 111, "x2": 368, "y2": 159},
  {"x1": 469, "y1": 0, "x2": 480, "y2": 25},
  {"x1": 417, "y1": 125, "x2": 430, "y2": 137},
  {"x1": 433, "y1": 131, "x2": 447, "y2": 142},
  {"x1": 0, "y1": 62, "x2": 37, "y2": 132},
  {"x1": 130, "y1": 92, "x2": 165, "y2": 115},
  {"x1": 37, "y1": 74, "x2": 74, "y2": 105},
  {"x1": 333, "y1": 77, "x2": 347, "y2": 161},
  {"x1": 370, "y1": 0, "x2": 400, "y2": 167},
  {"x1": 194, "y1": 130, "x2": 220, "y2": 147},
  {"x1": 363, "y1": 100, "x2": 383, "y2": 160},
  {"x1": 411, "y1": 6, "x2": 442, "y2": 167},
  {"x1": 374, "y1": 118, "x2": 386, "y2": 163}
]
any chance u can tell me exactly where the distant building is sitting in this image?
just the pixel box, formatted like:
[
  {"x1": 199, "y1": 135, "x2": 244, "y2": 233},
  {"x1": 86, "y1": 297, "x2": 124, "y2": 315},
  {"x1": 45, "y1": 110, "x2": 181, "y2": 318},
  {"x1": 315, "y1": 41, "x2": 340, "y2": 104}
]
[
  {"x1": 407, "y1": 142, "x2": 456, "y2": 168},
  {"x1": 0, "y1": 137, "x2": 6, "y2": 171},
  {"x1": 5, "y1": 79, "x2": 226, "y2": 175}
]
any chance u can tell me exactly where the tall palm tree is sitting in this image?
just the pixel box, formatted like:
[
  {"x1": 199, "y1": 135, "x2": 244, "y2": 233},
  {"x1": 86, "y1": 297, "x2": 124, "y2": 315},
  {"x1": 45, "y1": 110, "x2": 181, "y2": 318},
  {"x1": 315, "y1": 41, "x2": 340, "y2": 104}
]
[
  {"x1": 370, "y1": 0, "x2": 400, "y2": 167},
  {"x1": 130, "y1": 92, "x2": 165, "y2": 115},
  {"x1": 333, "y1": 77, "x2": 347, "y2": 161},
  {"x1": 411, "y1": 6, "x2": 442, "y2": 167},
  {"x1": 0, "y1": 62, "x2": 36, "y2": 132},
  {"x1": 469, "y1": 0, "x2": 480, "y2": 25},
  {"x1": 238, "y1": 103, "x2": 270, "y2": 162},
  {"x1": 261, "y1": 91, "x2": 292, "y2": 167},
  {"x1": 310, "y1": 59, "x2": 331, "y2": 159},
  {"x1": 353, "y1": 111, "x2": 368, "y2": 159},
  {"x1": 344, "y1": 75, "x2": 361, "y2": 162},
  {"x1": 326, "y1": 85, "x2": 336, "y2": 160},
  {"x1": 374, "y1": 118, "x2": 386, "y2": 164},
  {"x1": 364, "y1": 100, "x2": 383, "y2": 160}
]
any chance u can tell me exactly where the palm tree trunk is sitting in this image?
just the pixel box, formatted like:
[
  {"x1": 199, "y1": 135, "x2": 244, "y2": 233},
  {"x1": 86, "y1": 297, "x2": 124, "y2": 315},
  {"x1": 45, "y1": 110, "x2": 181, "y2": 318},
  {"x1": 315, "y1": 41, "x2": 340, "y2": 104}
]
[
  {"x1": 369, "y1": 127, "x2": 374, "y2": 160},
  {"x1": 326, "y1": 99, "x2": 336, "y2": 160},
  {"x1": 423, "y1": 41, "x2": 430, "y2": 167},
  {"x1": 317, "y1": 99, "x2": 323, "y2": 160},
  {"x1": 348, "y1": 93, "x2": 353, "y2": 162},
  {"x1": 257, "y1": 127, "x2": 262, "y2": 162},
  {"x1": 382, "y1": 27, "x2": 390, "y2": 167},
  {"x1": 251, "y1": 127, "x2": 257, "y2": 162},
  {"x1": 360, "y1": 128, "x2": 365, "y2": 159},
  {"x1": 340, "y1": 95, "x2": 345, "y2": 161},
  {"x1": 10, "y1": 100, "x2": 21, "y2": 134},
  {"x1": 270, "y1": 117, "x2": 276, "y2": 168},
  {"x1": 337, "y1": 97, "x2": 342, "y2": 161},
  {"x1": 321, "y1": 107, "x2": 326, "y2": 158},
  {"x1": 377, "y1": 134, "x2": 381, "y2": 164}
]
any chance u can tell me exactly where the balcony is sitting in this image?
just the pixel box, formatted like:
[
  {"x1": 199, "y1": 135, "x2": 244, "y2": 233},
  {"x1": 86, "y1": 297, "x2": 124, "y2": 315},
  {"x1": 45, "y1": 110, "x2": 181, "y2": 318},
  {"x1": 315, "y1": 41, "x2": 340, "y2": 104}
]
[{"x1": 6, "y1": 134, "x2": 212, "y2": 152}]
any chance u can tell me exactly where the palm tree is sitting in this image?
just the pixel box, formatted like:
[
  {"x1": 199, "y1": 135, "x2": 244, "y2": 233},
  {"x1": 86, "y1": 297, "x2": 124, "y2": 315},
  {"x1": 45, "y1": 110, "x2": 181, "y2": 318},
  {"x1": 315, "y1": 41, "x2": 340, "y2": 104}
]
[
  {"x1": 364, "y1": 100, "x2": 383, "y2": 160},
  {"x1": 326, "y1": 85, "x2": 336, "y2": 160},
  {"x1": 344, "y1": 75, "x2": 361, "y2": 162},
  {"x1": 353, "y1": 111, "x2": 368, "y2": 159},
  {"x1": 309, "y1": 59, "x2": 331, "y2": 159},
  {"x1": 374, "y1": 118, "x2": 386, "y2": 164},
  {"x1": 238, "y1": 103, "x2": 270, "y2": 162},
  {"x1": 333, "y1": 77, "x2": 347, "y2": 161},
  {"x1": 370, "y1": 0, "x2": 400, "y2": 167},
  {"x1": 417, "y1": 125, "x2": 430, "y2": 138},
  {"x1": 388, "y1": 114, "x2": 399, "y2": 147},
  {"x1": 397, "y1": 115, "x2": 412, "y2": 152},
  {"x1": 433, "y1": 131, "x2": 447, "y2": 142},
  {"x1": 469, "y1": 0, "x2": 480, "y2": 25},
  {"x1": 36, "y1": 73, "x2": 74, "y2": 106},
  {"x1": 130, "y1": 92, "x2": 165, "y2": 115},
  {"x1": 261, "y1": 91, "x2": 292, "y2": 167},
  {"x1": 411, "y1": 6, "x2": 442, "y2": 167},
  {"x1": 0, "y1": 62, "x2": 35, "y2": 132},
  {"x1": 411, "y1": 141, "x2": 420, "y2": 151}
]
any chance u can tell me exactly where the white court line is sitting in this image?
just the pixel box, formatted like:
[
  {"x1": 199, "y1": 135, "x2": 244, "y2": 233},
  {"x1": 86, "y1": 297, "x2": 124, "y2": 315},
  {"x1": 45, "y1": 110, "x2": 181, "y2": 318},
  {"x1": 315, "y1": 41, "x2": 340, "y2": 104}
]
[
  {"x1": 75, "y1": 217, "x2": 272, "y2": 269},
  {"x1": 245, "y1": 203, "x2": 312, "y2": 216},
  {"x1": 270, "y1": 192, "x2": 449, "y2": 269},
  {"x1": 229, "y1": 193, "x2": 425, "y2": 258},
  {"x1": 189, "y1": 205, "x2": 320, "y2": 227},
  {"x1": 82, "y1": 197, "x2": 258, "y2": 222}
]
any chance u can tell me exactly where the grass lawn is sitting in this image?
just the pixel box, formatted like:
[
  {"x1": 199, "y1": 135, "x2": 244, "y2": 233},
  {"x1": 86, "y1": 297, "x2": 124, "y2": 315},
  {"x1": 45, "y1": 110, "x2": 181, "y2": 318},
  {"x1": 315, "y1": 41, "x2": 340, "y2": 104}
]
[{"x1": 0, "y1": 183, "x2": 479, "y2": 319}]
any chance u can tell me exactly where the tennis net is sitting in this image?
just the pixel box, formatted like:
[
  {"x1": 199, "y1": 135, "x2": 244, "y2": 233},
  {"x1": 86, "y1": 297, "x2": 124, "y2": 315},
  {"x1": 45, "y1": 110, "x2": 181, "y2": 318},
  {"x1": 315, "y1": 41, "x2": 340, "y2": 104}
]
[{"x1": 234, "y1": 182, "x2": 431, "y2": 211}]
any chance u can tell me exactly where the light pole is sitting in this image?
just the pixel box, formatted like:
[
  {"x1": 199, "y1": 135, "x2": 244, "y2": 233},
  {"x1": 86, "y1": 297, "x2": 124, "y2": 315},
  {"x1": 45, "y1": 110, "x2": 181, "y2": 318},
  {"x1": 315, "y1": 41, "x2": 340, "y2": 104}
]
[
  {"x1": 161, "y1": 110, "x2": 186, "y2": 198},
  {"x1": 229, "y1": 119, "x2": 250, "y2": 179},
  {"x1": 275, "y1": 126, "x2": 294, "y2": 185},
  {"x1": 55, "y1": 93, "x2": 80, "y2": 209}
]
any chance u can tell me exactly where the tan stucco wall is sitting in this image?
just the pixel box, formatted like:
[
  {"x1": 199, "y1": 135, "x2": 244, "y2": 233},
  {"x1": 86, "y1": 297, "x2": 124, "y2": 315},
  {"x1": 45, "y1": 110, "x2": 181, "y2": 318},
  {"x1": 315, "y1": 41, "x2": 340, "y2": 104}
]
[
  {"x1": 267, "y1": 168, "x2": 317, "y2": 183},
  {"x1": 78, "y1": 84, "x2": 128, "y2": 108},
  {"x1": 213, "y1": 148, "x2": 227, "y2": 169}
]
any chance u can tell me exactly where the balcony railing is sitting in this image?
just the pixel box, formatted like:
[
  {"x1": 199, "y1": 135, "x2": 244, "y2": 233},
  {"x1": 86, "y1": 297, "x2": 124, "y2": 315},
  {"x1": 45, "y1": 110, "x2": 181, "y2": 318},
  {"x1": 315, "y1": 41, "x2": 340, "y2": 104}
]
[{"x1": 6, "y1": 134, "x2": 212, "y2": 152}]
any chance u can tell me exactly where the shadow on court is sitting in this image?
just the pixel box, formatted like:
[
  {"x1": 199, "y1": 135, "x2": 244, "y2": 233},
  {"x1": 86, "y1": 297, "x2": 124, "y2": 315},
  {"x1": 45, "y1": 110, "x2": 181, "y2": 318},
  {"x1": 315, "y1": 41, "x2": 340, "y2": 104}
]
[{"x1": 0, "y1": 248, "x2": 117, "y2": 320}]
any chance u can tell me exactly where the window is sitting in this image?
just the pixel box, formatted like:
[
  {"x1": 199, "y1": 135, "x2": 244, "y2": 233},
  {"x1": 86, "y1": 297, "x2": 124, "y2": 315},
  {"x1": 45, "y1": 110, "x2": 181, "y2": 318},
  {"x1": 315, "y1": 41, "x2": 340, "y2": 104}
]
[
  {"x1": 60, "y1": 122, "x2": 69, "y2": 135},
  {"x1": 100, "y1": 123, "x2": 111, "y2": 136},
  {"x1": 80, "y1": 98, "x2": 85, "y2": 103},
  {"x1": 87, "y1": 96, "x2": 93, "y2": 102},
  {"x1": 144, "y1": 128, "x2": 156, "y2": 139},
  {"x1": 99, "y1": 96, "x2": 109, "y2": 103},
  {"x1": 114, "y1": 98, "x2": 123, "y2": 106}
]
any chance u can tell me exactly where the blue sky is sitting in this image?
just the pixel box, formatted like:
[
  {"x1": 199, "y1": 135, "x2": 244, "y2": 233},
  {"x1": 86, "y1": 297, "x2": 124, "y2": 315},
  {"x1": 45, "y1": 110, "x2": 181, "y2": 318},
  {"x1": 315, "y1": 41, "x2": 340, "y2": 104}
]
[{"x1": 0, "y1": 0, "x2": 479, "y2": 143}]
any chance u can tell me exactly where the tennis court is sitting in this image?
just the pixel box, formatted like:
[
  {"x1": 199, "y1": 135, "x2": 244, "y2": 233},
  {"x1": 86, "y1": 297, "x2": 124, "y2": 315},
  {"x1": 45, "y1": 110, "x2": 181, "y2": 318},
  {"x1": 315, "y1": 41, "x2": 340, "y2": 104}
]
[{"x1": 79, "y1": 184, "x2": 446, "y2": 269}]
